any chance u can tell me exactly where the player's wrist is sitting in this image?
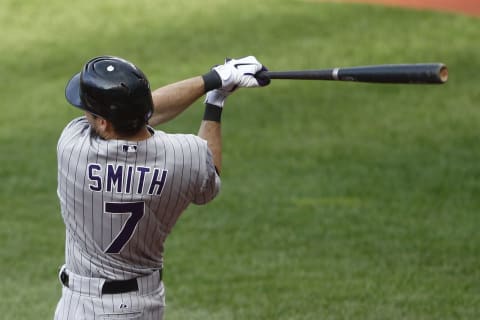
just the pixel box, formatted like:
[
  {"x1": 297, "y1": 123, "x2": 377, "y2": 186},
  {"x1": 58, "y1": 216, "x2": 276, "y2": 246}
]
[
  {"x1": 203, "y1": 104, "x2": 223, "y2": 122},
  {"x1": 202, "y1": 70, "x2": 222, "y2": 93},
  {"x1": 204, "y1": 89, "x2": 229, "y2": 108}
]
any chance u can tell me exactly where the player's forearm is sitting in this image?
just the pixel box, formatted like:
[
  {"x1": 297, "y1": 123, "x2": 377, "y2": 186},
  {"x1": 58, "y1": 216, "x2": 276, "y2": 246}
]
[
  {"x1": 198, "y1": 120, "x2": 222, "y2": 174},
  {"x1": 198, "y1": 102, "x2": 222, "y2": 174},
  {"x1": 148, "y1": 76, "x2": 206, "y2": 127}
]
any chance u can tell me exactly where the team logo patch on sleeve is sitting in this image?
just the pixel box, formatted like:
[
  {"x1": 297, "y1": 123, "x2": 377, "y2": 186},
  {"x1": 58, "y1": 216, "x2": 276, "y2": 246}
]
[{"x1": 122, "y1": 144, "x2": 138, "y2": 153}]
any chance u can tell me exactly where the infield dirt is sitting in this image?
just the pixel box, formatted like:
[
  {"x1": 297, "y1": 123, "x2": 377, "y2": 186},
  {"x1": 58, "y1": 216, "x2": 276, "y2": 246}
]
[{"x1": 329, "y1": 0, "x2": 480, "y2": 16}]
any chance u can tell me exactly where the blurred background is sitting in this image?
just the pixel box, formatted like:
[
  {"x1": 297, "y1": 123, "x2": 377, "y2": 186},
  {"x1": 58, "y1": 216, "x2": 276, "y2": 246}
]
[{"x1": 0, "y1": 0, "x2": 479, "y2": 319}]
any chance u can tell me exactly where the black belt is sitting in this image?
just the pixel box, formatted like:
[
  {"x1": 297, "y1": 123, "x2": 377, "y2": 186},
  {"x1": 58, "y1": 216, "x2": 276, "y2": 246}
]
[{"x1": 60, "y1": 269, "x2": 162, "y2": 294}]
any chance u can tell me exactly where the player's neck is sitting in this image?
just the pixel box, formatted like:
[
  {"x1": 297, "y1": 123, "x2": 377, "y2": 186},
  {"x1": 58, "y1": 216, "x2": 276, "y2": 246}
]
[{"x1": 106, "y1": 126, "x2": 153, "y2": 141}]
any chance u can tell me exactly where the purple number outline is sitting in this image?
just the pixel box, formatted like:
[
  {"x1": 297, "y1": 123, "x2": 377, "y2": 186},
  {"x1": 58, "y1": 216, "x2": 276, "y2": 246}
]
[{"x1": 104, "y1": 201, "x2": 145, "y2": 254}]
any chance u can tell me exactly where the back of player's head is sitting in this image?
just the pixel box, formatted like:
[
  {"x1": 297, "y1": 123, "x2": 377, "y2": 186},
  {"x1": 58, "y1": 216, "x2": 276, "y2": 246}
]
[{"x1": 65, "y1": 56, "x2": 153, "y2": 136}]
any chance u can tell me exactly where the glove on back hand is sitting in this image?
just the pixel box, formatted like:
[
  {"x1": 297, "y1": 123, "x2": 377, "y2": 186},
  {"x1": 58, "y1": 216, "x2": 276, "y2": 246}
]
[{"x1": 213, "y1": 56, "x2": 270, "y2": 92}]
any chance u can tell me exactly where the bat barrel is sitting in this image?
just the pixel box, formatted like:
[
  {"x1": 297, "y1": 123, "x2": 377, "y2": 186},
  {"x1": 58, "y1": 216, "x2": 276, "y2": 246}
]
[
  {"x1": 337, "y1": 63, "x2": 448, "y2": 84},
  {"x1": 438, "y1": 65, "x2": 449, "y2": 83},
  {"x1": 258, "y1": 63, "x2": 448, "y2": 84}
]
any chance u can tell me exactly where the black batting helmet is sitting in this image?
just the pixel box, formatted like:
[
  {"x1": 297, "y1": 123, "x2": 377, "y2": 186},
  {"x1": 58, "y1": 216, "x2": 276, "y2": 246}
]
[{"x1": 65, "y1": 56, "x2": 153, "y2": 134}]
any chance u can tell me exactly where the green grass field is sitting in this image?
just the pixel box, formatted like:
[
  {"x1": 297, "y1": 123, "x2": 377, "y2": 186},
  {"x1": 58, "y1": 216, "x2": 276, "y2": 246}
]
[{"x1": 1, "y1": 0, "x2": 479, "y2": 319}]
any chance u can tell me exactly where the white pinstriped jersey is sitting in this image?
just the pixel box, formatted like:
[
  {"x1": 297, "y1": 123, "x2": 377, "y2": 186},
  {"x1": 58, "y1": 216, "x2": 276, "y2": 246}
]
[{"x1": 57, "y1": 117, "x2": 220, "y2": 280}]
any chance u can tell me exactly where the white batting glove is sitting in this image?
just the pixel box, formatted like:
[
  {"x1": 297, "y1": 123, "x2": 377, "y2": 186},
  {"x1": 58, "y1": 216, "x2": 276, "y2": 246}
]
[
  {"x1": 204, "y1": 89, "x2": 230, "y2": 108},
  {"x1": 213, "y1": 56, "x2": 270, "y2": 92}
]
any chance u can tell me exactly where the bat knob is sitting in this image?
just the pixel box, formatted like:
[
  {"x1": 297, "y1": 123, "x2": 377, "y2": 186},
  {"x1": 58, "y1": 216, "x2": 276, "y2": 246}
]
[{"x1": 255, "y1": 68, "x2": 271, "y2": 86}]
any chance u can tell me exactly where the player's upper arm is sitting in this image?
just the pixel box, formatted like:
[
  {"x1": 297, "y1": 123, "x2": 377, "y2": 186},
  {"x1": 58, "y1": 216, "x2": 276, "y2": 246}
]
[{"x1": 192, "y1": 142, "x2": 221, "y2": 205}]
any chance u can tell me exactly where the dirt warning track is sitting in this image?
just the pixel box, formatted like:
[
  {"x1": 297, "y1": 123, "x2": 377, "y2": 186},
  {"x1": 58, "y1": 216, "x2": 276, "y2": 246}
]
[{"x1": 337, "y1": 0, "x2": 480, "y2": 17}]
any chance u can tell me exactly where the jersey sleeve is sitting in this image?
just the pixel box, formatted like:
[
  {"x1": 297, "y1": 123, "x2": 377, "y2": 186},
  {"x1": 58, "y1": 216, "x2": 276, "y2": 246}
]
[
  {"x1": 57, "y1": 116, "x2": 90, "y2": 151},
  {"x1": 192, "y1": 140, "x2": 221, "y2": 205}
]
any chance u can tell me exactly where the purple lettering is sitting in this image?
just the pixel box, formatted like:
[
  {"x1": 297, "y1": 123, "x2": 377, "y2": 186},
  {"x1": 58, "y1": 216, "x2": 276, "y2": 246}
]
[
  {"x1": 125, "y1": 166, "x2": 133, "y2": 194},
  {"x1": 88, "y1": 163, "x2": 102, "y2": 191},
  {"x1": 148, "y1": 169, "x2": 168, "y2": 195},
  {"x1": 136, "y1": 166, "x2": 150, "y2": 194},
  {"x1": 107, "y1": 164, "x2": 123, "y2": 192}
]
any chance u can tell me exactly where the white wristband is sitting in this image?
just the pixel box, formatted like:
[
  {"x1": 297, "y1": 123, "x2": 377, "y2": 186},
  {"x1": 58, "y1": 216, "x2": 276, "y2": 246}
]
[{"x1": 205, "y1": 89, "x2": 229, "y2": 108}]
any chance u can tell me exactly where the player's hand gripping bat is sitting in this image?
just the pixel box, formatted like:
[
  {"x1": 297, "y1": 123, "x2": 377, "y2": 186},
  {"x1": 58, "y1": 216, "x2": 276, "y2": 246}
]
[{"x1": 256, "y1": 63, "x2": 448, "y2": 84}]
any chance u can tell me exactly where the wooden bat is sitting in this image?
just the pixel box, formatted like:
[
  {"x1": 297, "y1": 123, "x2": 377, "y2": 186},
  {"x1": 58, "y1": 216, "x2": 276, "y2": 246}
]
[{"x1": 257, "y1": 63, "x2": 448, "y2": 84}]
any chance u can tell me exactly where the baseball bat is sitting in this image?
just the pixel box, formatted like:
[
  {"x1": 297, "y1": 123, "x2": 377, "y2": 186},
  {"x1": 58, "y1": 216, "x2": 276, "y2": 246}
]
[{"x1": 257, "y1": 63, "x2": 448, "y2": 84}]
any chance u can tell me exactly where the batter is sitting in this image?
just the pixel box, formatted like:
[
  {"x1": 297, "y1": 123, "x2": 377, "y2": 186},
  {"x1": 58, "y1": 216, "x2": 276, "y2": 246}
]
[{"x1": 54, "y1": 55, "x2": 268, "y2": 319}]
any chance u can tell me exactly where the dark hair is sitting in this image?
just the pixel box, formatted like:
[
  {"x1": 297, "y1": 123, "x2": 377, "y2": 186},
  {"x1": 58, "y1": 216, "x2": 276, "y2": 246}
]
[{"x1": 110, "y1": 114, "x2": 147, "y2": 137}]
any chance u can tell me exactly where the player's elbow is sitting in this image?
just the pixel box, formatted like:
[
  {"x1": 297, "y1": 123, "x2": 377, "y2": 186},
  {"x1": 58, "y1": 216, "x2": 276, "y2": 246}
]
[{"x1": 193, "y1": 175, "x2": 221, "y2": 205}]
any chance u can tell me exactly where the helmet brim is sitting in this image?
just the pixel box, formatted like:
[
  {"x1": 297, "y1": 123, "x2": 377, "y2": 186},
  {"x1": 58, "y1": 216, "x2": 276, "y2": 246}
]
[{"x1": 65, "y1": 72, "x2": 85, "y2": 110}]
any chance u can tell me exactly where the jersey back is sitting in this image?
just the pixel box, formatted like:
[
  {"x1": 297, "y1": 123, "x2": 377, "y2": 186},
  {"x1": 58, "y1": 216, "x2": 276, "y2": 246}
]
[{"x1": 57, "y1": 117, "x2": 220, "y2": 279}]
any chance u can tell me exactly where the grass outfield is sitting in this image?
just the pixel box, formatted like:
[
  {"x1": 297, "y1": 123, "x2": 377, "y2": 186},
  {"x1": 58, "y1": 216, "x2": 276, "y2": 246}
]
[{"x1": 1, "y1": 0, "x2": 479, "y2": 319}]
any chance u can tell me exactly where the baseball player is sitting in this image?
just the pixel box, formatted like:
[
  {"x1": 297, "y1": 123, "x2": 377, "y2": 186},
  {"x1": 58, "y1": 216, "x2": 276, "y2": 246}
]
[{"x1": 54, "y1": 55, "x2": 269, "y2": 319}]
